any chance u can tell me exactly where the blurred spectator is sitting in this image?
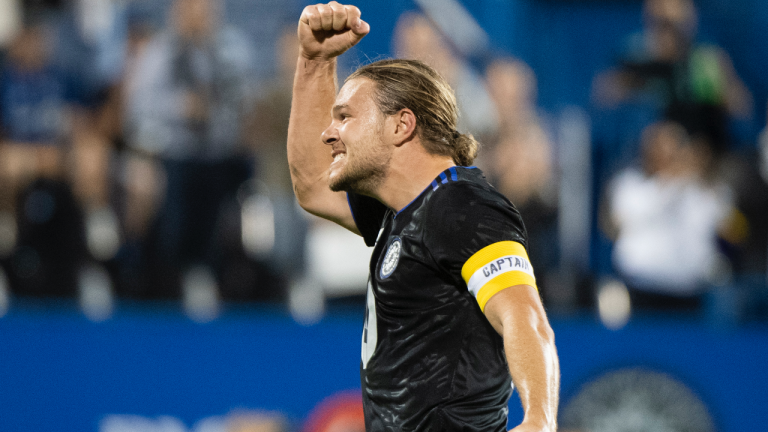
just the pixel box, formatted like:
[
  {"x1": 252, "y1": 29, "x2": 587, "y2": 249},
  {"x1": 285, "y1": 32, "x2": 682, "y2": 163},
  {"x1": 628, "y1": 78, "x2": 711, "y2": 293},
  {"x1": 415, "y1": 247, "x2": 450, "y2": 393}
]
[
  {"x1": 247, "y1": 26, "x2": 295, "y2": 199},
  {"x1": 592, "y1": 0, "x2": 753, "y2": 155},
  {"x1": 0, "y1": 18, "x2": 86, "y2": 297},
  {"x1": 99, "y1": 5, "x2": 162, "y2": 297},
  {"x1": 244, "y1": 24, "x2": 308, "y2": 293},
  {"x1": 0, "y1": 21, "x2": 66, "y2": 207},
  {"x1": 713, "y1": 120, "x2": 768, "y2": 285},
  {"x1": 603, "y1": 121, "x2": 735, "y2": 311},
  {"x1": 760, "y1": 100, "x2": 768, "y2": 185},
  {"x1": 482, "y1": 57, "x2": 560, "y2": 303},
  {"x1": 711, "y1": 101, "x2": 768, "y2": 322},
  {"x1": 0, "y1": 5, "x2": 119, "y2": 304},
  {"x1": 0, "y1": 0, "x2": 22, "y2": 47},
  {"x1": 123, "y1": 0, "x2": 258, "y2": 299},
  {"x1": 392, "y1": 11, "x2": 498, "y2": 142}
]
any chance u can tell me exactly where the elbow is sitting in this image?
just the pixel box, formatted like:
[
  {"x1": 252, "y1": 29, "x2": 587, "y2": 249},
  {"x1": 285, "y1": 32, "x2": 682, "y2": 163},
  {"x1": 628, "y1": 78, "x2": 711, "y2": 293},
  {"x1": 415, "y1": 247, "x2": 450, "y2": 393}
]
[
  {"x1": 538, "y1": 317, "x2": 556, "y2": 347},
  {"x1": 291, "y1": 180, "x2": 326, "y2": 218},
  {"x1": 289, "y1": 164, "x2": 331, "y2": 216},
  {"x1": 292, "y1": 182, "x2": 308, "y2": 209},
  {"x1": 534, "y1": 310, "x2": 558, "y2": 369},
  {"x1": 292, "y1": 185, "x2": 314, "y2": 215},
  {"x1": 288, "y1": 166, "x2": 312, "y2": 209}
]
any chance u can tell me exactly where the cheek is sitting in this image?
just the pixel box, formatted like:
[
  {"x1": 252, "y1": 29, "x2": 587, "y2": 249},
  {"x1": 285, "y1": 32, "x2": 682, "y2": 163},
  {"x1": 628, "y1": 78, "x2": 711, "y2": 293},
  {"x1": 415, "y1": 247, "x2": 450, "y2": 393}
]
[
  {"x1": 336, "y1": 120, "x2": 355, "y2": 143},
  {"x1": 338, "y1": 124, "x2": 367, "y2": 154},
  {"x1": 337, "y1": 124, "x2": 351, "y2": 143},
  {"x1": 339, "y1": 116, "x2": 384, "y2": 158}
]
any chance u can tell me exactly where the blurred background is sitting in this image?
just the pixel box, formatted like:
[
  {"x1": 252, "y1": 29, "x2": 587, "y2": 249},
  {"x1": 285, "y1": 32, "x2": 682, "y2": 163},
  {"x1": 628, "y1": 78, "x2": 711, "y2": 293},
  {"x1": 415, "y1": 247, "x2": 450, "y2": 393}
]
[{"x1": 0, "y1": 0, "x2": 766, "y2": 431}]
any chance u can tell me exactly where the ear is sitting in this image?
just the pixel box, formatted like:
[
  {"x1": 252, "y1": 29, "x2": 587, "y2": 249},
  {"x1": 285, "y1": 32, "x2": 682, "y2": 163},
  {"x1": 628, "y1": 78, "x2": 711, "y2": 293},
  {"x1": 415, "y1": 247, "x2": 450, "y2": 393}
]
[{"x1": 390, "y1": 108, "x2": 417, "y2": 147}]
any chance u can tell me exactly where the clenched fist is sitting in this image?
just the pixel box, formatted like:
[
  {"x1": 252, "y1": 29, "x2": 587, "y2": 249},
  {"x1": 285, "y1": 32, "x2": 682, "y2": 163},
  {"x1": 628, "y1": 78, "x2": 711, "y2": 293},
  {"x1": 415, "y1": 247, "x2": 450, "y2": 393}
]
[{"x1": 298, "y1": 2, "x2": 370, "y2": 61}]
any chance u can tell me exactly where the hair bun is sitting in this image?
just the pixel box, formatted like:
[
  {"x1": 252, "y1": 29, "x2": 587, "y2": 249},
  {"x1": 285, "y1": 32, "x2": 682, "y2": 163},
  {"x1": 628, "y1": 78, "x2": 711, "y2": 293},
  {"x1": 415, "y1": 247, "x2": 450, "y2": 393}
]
[{"x1": 452, "y1": 132, "x2": 479, "y2": 166}]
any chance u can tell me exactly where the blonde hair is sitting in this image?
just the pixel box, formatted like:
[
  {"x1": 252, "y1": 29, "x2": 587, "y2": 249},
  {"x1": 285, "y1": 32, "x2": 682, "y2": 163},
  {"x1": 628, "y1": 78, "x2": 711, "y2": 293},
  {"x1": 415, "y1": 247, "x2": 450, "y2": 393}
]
[{"x1": 347, "y1": 59, "x2": 479, "y2": 166}]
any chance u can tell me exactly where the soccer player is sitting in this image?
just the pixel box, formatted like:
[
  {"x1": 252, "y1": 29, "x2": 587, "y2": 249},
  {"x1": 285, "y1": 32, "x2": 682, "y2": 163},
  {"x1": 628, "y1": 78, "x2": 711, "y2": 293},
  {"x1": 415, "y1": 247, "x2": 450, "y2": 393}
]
[{"x1": 287, "y1": 3, "x2": 559, "y2": 431}]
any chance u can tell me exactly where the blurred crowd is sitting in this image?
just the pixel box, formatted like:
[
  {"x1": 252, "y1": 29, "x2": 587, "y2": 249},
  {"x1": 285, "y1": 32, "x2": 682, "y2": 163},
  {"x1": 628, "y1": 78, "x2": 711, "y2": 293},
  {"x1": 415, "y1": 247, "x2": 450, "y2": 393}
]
[
  {"x1": 0, "y1": 0, "x2": 766, "y2": 327},
  {"x1": 0, "y1": 0, "x2": 297, "y2": 319},
  {"x1": 592, "y1": 0, "x2": 768, "y2": 323}
]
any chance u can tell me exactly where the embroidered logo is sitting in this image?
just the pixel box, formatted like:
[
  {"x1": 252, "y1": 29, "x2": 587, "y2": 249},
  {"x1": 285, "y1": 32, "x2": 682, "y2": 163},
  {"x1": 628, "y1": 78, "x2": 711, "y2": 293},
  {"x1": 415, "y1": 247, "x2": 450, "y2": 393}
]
[{"x1": 380, "y1": 238, "x2": 402, "y2": 279}]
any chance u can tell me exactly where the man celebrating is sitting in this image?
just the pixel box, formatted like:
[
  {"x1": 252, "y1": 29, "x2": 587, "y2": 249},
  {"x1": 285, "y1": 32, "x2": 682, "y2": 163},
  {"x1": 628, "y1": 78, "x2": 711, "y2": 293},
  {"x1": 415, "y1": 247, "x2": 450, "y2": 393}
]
[{"x1": 287, "y1": 3, "x2": 559, "y2": 431}]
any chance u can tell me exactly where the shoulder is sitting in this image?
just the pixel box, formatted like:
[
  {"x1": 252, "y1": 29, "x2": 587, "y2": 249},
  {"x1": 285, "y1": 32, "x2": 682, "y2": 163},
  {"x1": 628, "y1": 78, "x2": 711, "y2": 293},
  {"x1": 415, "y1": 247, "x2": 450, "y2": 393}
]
[
  {"x1": 424, "y1": 168, "x2": 527, "y2": 249},
  {"x1": 426, "y1": 167, "x2": 517, "y2": 218}
]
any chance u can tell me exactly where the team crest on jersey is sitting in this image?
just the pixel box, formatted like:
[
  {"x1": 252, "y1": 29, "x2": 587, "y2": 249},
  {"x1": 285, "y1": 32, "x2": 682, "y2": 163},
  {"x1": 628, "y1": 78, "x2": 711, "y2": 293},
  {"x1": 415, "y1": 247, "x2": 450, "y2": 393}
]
[{"x1": 380, "y1": 238, "x2": 402, "y2": 279}]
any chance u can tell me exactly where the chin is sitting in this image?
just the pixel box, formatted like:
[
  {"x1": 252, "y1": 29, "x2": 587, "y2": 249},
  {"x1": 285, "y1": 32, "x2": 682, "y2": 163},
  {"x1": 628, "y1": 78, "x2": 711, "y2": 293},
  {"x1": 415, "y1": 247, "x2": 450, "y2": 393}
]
[
  {"x1": 328, "y1": 176, "x2": 346, "y2": 192},
  {"x1": 328, "y1": 158, "x2": 386, "y2": 195},
  {"x1": 329, "y1": 170, "x2": 360, "y2": 193},
  {"x1": 328, "y1": 167, "x2": 348, "y2": 192}
]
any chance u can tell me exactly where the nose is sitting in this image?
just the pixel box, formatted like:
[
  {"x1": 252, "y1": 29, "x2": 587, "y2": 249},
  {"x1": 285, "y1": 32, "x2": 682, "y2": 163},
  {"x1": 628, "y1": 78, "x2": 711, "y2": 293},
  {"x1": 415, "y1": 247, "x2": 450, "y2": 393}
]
[{"x1": 321, "y1": 123, "x2": 339, "y2": 146}]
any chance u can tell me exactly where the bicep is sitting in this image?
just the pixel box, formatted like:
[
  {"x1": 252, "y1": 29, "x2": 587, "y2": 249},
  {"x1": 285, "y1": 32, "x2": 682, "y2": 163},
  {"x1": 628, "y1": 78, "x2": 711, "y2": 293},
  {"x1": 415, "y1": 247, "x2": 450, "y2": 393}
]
[{"x1": 483, "y1": 284, "x2": 546, "y2": 337}]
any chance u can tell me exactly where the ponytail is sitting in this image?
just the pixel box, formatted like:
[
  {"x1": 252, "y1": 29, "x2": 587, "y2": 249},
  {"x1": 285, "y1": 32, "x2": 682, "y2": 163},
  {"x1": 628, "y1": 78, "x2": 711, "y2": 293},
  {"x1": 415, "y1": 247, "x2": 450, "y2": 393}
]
[{"x1": 451, "y1": 132, "x2": 479, "y2": 166}]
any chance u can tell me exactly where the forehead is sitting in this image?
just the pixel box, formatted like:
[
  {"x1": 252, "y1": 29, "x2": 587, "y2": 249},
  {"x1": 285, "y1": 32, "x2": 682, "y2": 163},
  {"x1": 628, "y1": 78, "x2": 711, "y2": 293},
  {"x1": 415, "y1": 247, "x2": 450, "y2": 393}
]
[{"x1": 336, "y1": 78, "x2": 378, "y2": 111}]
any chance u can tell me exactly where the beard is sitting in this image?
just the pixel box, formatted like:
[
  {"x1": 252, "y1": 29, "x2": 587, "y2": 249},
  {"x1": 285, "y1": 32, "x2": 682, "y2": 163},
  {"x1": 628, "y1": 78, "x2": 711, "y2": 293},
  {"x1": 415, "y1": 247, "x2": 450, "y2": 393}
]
[
  {"x1": 328, "y1": 128, "x2": 391, "y2": 195},
  {"x1": 328, "y1": 150, "x2": 390, "y2": 194}
]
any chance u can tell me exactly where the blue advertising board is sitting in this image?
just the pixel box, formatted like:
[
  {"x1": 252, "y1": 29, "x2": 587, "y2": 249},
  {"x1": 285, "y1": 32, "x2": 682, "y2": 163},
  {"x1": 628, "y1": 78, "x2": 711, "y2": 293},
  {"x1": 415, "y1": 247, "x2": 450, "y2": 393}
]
[{"x1": 0, "y1": 302, "x2": 766, "y2": 431}]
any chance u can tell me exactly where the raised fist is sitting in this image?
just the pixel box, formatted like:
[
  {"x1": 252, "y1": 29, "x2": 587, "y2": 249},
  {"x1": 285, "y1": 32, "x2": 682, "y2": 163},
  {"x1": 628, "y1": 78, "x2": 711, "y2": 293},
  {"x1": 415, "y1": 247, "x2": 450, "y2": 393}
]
[{"x1": 298, "y1": 2, "x2": 370, "y2": 60}]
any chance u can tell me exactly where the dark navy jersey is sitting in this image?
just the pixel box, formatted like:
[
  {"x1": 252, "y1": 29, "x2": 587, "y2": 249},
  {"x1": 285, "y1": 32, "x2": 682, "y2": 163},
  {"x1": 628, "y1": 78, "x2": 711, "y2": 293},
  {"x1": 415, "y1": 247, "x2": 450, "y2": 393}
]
[{"x1": 348, "y1": 166, "x2": 536, "y2": 432}]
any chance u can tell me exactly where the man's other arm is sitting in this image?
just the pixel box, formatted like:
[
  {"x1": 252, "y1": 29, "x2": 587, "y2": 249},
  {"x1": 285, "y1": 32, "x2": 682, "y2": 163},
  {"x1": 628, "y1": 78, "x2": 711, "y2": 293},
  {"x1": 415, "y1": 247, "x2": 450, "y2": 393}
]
[{"x1": 484, "y1": 285, "x2": 560, "y2": 432}]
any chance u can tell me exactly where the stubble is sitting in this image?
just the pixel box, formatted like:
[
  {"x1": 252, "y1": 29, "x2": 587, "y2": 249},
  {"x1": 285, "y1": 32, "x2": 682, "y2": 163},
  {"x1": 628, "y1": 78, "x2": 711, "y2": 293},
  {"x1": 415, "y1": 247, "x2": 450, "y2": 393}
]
[{"x1": 328, "y1": 121, "x2": 391, "y2": 195}]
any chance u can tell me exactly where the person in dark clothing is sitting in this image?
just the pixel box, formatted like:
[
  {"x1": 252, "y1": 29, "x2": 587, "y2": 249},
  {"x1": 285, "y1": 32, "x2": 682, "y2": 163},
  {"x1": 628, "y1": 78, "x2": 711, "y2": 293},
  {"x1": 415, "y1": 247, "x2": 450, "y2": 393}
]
[
  {"x1": 287, "y1": 3, "x2": 559, "y2": 431},
  {"x1": 593, "y1": 0, "x2": 752, "y2": 154}
]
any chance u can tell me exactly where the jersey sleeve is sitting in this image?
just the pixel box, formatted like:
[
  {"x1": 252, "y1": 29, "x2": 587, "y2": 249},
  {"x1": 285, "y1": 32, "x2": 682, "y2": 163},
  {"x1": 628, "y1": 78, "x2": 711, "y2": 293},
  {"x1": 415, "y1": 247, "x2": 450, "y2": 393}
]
[
  {"x1": 347, "y1": 192, "x2": 389, "y2": 247},
  {"x1": 425, "y1": 183, "x2": 536, "y2": 311}
]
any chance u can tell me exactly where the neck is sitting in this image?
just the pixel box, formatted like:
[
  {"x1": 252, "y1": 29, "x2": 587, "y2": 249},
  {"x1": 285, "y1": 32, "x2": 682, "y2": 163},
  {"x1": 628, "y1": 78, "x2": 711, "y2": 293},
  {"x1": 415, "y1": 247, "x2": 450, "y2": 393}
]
[{"x1": 369, "y1": 140, "x2": 455, "y2": 213}]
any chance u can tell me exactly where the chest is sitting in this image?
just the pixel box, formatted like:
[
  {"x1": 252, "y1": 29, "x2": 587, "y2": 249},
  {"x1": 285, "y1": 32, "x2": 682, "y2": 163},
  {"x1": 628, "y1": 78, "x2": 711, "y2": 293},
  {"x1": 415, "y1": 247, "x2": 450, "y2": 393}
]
[{"x1": 369, "y1": 212, "x2": 462, "y2": 310}]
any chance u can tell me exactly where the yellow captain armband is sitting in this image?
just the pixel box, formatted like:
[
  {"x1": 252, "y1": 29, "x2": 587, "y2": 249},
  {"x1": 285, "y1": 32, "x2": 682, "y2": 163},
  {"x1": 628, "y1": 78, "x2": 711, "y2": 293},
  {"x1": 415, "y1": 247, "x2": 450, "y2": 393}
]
[{"x1": 461, "y1": 241, "x2": 537, "y2": 312}]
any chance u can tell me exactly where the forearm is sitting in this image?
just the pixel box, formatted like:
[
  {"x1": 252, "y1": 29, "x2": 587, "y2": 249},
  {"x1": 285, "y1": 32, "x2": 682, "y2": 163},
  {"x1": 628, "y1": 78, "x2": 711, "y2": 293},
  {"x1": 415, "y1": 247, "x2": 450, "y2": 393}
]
[
  {"x1": 503, "y1": 305, "x2": 559, "y2": 431},
  {"x1": 286, "y1": 56, "x2": 337, "y2": 204},
  {"x1": 485, "y1": 286, "x2": 559, "y2": 431}
]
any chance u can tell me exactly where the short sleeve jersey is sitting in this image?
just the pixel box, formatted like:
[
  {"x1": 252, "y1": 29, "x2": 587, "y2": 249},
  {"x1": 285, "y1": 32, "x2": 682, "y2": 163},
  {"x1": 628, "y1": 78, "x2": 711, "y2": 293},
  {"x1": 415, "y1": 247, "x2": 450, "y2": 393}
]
[{"x1": 348, "y1": 166, "x2": 536, "y2": 432}]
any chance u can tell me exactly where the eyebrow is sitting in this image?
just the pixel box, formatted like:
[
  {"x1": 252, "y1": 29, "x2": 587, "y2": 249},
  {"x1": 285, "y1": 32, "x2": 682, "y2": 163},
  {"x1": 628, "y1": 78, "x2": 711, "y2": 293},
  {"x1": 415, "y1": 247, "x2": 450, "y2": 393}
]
[{"x1": 332, "y1": 104, "x2": 349, "y2": 114}]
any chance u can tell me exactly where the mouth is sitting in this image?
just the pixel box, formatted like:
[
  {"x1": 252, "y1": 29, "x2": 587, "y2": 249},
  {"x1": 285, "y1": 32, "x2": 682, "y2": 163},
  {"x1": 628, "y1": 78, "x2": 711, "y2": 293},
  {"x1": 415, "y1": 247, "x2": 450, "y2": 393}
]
[{"x1": 331, "y1": 149, "x2": 346, "y2": 166}]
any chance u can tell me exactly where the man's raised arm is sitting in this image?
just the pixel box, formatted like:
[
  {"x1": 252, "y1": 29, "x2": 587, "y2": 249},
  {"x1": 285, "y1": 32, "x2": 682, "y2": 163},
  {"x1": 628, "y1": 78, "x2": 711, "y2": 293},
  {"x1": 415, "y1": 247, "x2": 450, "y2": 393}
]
[{"x1": 287, "y1": 2, "x2": 369, "y2": 231}]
